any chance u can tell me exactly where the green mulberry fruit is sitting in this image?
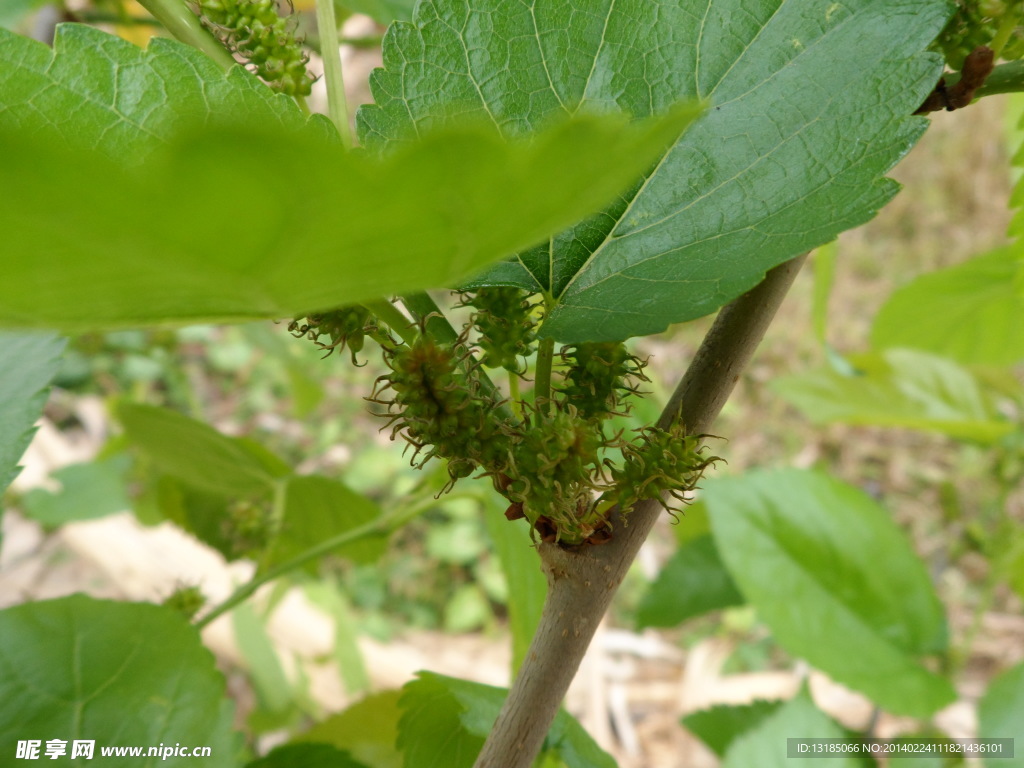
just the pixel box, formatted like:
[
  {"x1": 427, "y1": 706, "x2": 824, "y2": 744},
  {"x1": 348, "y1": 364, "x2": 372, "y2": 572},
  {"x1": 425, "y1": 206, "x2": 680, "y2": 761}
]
[
  {"x1": 289, "y1": 306, "x2": 375, "y2": 364},
  {"x1": 934, "y1": 0, "x2": 1024, "y2": 68},
  {"x1": 557, "y1": 342, "x2": 647, "y2": 421},
  {"x1": 611, "y1": 426, "x2": 719, "y2": 517},
  {"x1": 371, "y1": 334, "x2": 511, "y2": 486},
  {"x1": 459, "y1": 288, "x2": 537, "y2": 373},
  {"x1": 504, "y1": 405, "x2": 607, "y2": 544},
  {"x1": 194, "y1": 0, "x2": 314, "y2": 96}
]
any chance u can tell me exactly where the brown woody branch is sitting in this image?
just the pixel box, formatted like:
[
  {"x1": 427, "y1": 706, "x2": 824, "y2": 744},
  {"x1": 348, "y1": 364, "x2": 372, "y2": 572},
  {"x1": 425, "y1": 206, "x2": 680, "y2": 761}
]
[
  {"x1": 915, "y1": 46, "x2": 995, "y2": 114},
  {"x1": 472, "y1": 253, "x2": 809, "y2": 768}
]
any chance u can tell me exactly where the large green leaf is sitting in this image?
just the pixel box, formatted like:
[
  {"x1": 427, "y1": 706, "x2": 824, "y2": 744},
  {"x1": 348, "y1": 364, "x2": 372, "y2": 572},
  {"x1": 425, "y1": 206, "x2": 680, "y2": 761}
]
[
  {"x1": 295, "y1": 691, "x2": 404, "y2": 768},
  {"x1": 397, "y1": 672, "x2": 616, "y2": 768},
  {"x1": 264, "y1": 475, "x2": 387, "y2": 571},
  {"x1": 0, "y1": 595, "x2": 238, "y2": 767},
  {"x1": 706, "y1": 469, "x2": 955, "y2": 717},
  {"x1": 0, "y1": 26, "x2": 701, "y2": 332},
  {"x1": 0, "y1": 25, "x2": 322, "y2": 159},
  {"x1": 722, "y1": 689, "x2": 862, "y2": 768},
  {"x1": 118, "y1": 403, "x2": 282, "y2": 497},
  {"x1": 246, "y1": 743, "x2": 369, "y2": 768},
  {"x1": 682, "y1": 700, "x2": 784, "y2": 758},
  {"x1": 772, "y1": 348, "x2": 1013, "y2": 444},
  {"x1": 636, "y1": 534, "x2": 744, "y2": 629},
  {"x1": 358, "y1": 0, "x2": 950, "y2": 341},
  {"x1": 20, "y1": 454, "x2": 132, "y2": 527},
  {"x1": 978, "y1": 662, "x2": 1024, "y2": 768},
  {"x1": 871, "y1": 245, "x2": 1024, "y2": 366},
  {"x1": 0, "y1": 332, "x2": 64, "y2": 494}
]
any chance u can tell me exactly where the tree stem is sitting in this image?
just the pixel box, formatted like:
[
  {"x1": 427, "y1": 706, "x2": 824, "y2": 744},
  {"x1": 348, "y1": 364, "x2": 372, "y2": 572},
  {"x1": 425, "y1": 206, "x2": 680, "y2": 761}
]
[
  {"x1": 471, "y1": 253, "x2": 808, "y2": 768},
  {"x1": 136, "y1": 0, "x2": 236, "y2": 71}
]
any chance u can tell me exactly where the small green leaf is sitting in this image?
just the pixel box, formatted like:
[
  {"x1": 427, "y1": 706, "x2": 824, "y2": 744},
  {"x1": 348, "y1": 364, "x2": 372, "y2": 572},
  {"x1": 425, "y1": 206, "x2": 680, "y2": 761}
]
[
  {"x1": 978, "y1": 662, "x2": 1024, "y2": 768},
  {"x1": 706, "y1": 469, "x2": 956, "y2": 718},
  {"x1": 443, "y1": 584, "x2": 491, "y2": 634},
  {"x1": 360, "y1": 0, "x2": 949, "y2": 341},
  {"x1": 295, "y1": 691, "x2": 403, "y2": 768},
  {"x1": 0, "y1": 332, "x2": 64, "y2": 494},
  {"x1": 682, "y1": 700, "x2": 784, "y2": 758},
  {"x1": 397, "y1": 672, "x2": 615, "y2": 768},
  {"x1": 246, "y1": 743, "x2": 369, "y2": 768},
  {"x1": 397, "y1": 674, "x2": 483, "y2": 768},
  {"x1": 0, "y1": 595, "x2": 238, "y2": 766},
  {"x1": 772, "y1": 349, "x2": 1013, "y2": 444},
  {"x1": 722, "y1": 689, "x2": 861, "y2": 768},
  {"x1": 264, "y1": 475, "x2": 386, "y2": 573},
  {"x1": 871, "y1": 245, "x2": 1024, "y2": 366},
  {"x1": 118, "y1": 403, "x2": 280, "y2": 497},
  {"x1": 636, "y1": 534, "x2": 744, "y2": 629},
  {"x1": 20, "y1": 454, "x2": 131, "y2": 527}
]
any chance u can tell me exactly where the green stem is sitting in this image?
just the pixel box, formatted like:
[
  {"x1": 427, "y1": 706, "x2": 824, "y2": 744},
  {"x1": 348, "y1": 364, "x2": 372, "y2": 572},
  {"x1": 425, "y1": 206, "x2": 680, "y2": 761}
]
[
  {"x1": 195, "y1": 489, "x2": 473, "y2": 630},
  {"x1": 315, "y1": 0, "x2": 352, "y2": 148},
  {"x1": 136, "y1": 0, "x2": 236, "y2": 71},
  {"x1": 363, "y1": 299, "x2": 417, "y2": 345},
  {"x1": 509, "y1": 372, "x2": 523, "y2": 419},
  {"x1": 977, "y1": 60, "x2": 1024, "y2": 98},
  {"x1": 533, "y1": 337, "x2": 555, "y2": 412},
  {"x1": 990, "y1": 6, "x2": 1022, "y2": 59}
]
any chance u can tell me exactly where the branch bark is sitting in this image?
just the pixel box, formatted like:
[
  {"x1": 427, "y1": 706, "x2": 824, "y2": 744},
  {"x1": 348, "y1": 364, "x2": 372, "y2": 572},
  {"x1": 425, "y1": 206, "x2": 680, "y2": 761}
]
[{"x1": 472, "y1": 252, "x2": 809, "y2": 768}]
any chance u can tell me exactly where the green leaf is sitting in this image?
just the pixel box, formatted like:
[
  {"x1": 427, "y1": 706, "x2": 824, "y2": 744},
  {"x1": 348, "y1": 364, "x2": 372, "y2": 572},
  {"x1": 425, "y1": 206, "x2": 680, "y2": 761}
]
[
  {"x1": 483, "y1": 495, "x2": 546, "y2": 674},
  {"x1": 397, "y1": 672, "x2": 615, "y2": 768},
  {"x1": 772, "y1": 348, "x2": 1013, "y2": 444},
  {"x1": 118, "y1": 403, "x2": 280, "y2": 497},
  {"x1": 246, "y1": 743, "x2": 369, "y2": 768},
  {"x1": 304, "y1": 583, "x2": 371, "y2": 695},
  {"x1": 636, "y1": 534, "x2": 744, "y2": 629},
  {"x1": 871, "y1": 245, "x2": 1024, "y2": 366},
  {"x1": 0, "y1": 332, "x2": 64, "y2": 494},
  {"x1": 0, "y1": 595, "x2": 238, "y2": 766},
  {"x1": 338, "y1": 0, "x2": 414, "y2": 24},
  {"x1": 0, "y1": 25, "x2": 701, "y2": 332},
  {"x1": 722, "y1": 689, "x2": 861, "y2": 768},
  {"x1": 682, "y1": 700, "x2": 784, "y2": 758},
  {"x1": 20, "y1": 454, "x2": 132, "y2": 527},
  {"x1": 0, "y1": 25, "x2": 319, "y2": 159},
  {"x1": 705, "y1": 469, "x2": 956, "y2": 718},
  {"x1": 359, "y1": 0, "x2": 949, "y2": 342},
  {"x1": 264, "y1": 475, "x2": 386, "y2": 572},
  {"x1": 0, "y1": 0, "x2": 44, "y2": 30},
  {"x1": 978, "y1": 662, "x2": 1024, "y2": 768},
  {"x1": 232, "y1": 602, "x2": 293, "y2": 718},
  {"x1": 295, "y1": 691, "x2": 404, "y2": 768},
  {"x1": 149, "y1": 474, "x2": 242, "y2": 559}
]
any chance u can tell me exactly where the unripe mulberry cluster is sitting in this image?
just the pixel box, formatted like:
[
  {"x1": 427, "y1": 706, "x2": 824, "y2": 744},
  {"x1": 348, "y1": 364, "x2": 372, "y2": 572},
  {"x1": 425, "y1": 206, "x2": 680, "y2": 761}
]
[
  {"x1": 194, "y1": 0, "x2": 314, "y2": 96},
  {"x1": 371, "y1": 334, "x2": 512, "y2": 486},
  {"x1": 459, "y1": 288, "x2": 537, "y2": 373},
  {"x1": 290, "y1": 306, "x2": 375, "y2": 363},
  {"x1": 611, "y1": 427, "x2": 719, "y2": 516},
  {"x1": 290, "y1": 292, "x2": 719, "y2": 547},
  {"x1": 557, "y1": 341, "x2": 647, "y2": 420},
  {"x1": 935, "y1": 0, "x2": 1024, "y2": 68}
]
